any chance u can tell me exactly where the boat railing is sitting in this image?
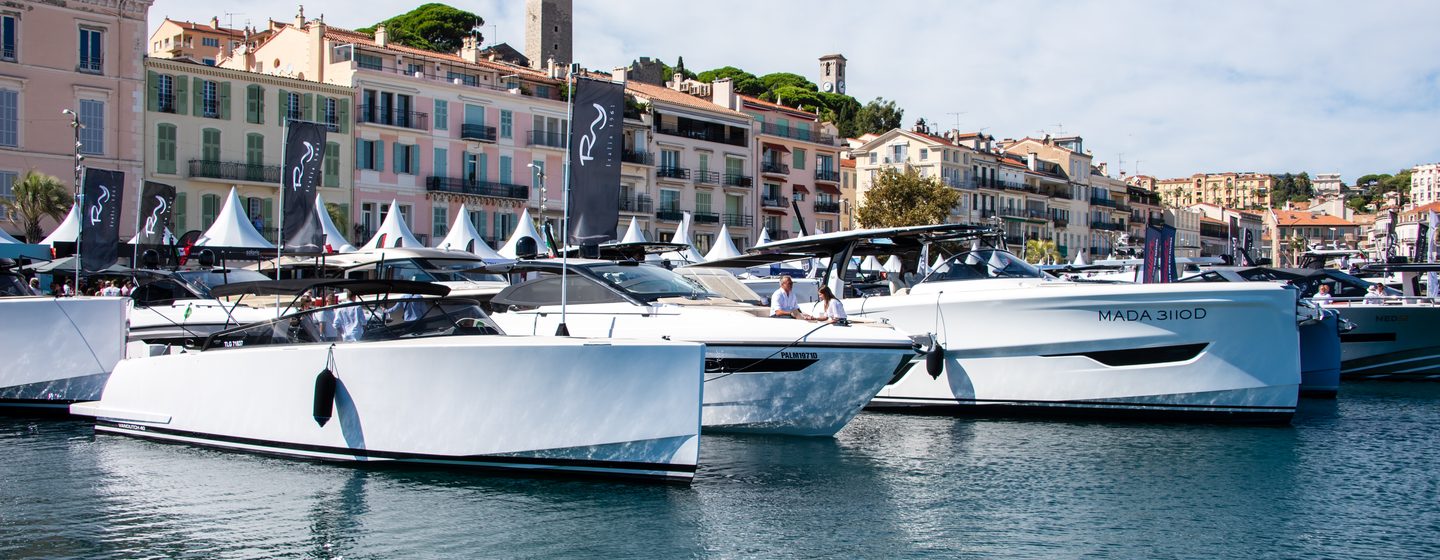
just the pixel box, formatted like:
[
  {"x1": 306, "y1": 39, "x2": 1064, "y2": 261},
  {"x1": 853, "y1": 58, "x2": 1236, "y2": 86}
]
[
  {"x1": 1315, "y1": 296, "x2": 1440, "y2": 306},
  {"x1": 203, "y1": 298, "x2": 498, "y2": 349}
]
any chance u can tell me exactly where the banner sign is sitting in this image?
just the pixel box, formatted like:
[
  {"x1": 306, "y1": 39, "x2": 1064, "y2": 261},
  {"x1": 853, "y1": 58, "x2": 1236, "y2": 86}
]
[
  {"x1": 281, "y1": 120, "x2": 328, "y2": 250},
  {"x1": 135, "y1": 181, "x2": 176, "y2": 246},
  {"x1": 567, "y1": 77, "x2": 624, "y2": 247},
  {"x1": 1140, "y1": 224, "x2": 1177, "y2": 284},
  {"x1": 80, "y1": 168, "x2": 125, "y2": 271}
]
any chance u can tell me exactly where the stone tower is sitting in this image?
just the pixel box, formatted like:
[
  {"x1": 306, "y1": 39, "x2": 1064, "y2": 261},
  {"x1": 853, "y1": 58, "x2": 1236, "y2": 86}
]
[
  {"x1": 818, "y1": 54, "x2": 847, "y2": 95},
  {"x1": 525, "y1": 0, "x2": 572, "y2": 71}
]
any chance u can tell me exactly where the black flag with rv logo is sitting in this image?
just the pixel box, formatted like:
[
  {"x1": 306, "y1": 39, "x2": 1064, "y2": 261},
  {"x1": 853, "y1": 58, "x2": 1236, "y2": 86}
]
[
  {"x1": 80, "y1": 168, "x2": 125, "y2": 271},
  {"x1": 135, "y1": 181, "x2": 177, "y2": 246},
  {"x1": 567, "y1": 77, "x2": 624, "y2": 247},
  {"x1": 281, "y1": 120, "x2": 328, "y2": 251}
]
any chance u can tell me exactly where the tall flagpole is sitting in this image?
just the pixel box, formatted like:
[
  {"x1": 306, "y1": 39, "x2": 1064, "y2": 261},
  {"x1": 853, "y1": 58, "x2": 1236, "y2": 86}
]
[
  {"x1": 557, "y1": 66, "x2": 577, "y2": 336},
  {"x1": 63, "y1": 109, "x2": 83, "y2": 287}
]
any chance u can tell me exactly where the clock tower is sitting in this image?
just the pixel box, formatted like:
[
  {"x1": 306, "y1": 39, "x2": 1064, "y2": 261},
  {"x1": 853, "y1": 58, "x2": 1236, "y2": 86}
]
[{"x1": 819, "y1": 53, "x2": 847, "y2": 95}]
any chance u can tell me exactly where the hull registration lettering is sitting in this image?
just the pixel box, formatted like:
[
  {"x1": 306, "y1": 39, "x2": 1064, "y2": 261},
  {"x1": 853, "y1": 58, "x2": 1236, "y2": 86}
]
[{"x1": 1098, "y1": 308, "x2": 1208, "y2": 322}]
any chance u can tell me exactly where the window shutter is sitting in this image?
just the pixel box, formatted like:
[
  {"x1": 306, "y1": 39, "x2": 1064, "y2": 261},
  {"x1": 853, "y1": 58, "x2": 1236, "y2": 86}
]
[
  {"x1": 192, "y1": 79, "x2": 204, "y2": 117},
  {"x1": 393, "y1": 143, "x2": 404, "y2": 172},
  {"x1": 261, "y1": 198, "x2": 274, "y2": 240},
  {"x1": 146, "y1": 71, "x2": 159, "y2": 112},
  {"x1": 324, "y1": 142, "x2": 339, "y2": 187},
  {"x1": 409, "y1": 144, "x2": 419, "y2": 174},
  {"x1": 175, "y1": 192, "x2": 187, "y2": 231},
  {"x1": 174, "y1": 76, "x2": 188, "y2": 115},
  {"x1": 355, "y1": 141, "x2": 367, "y2": 169},
  {"x1": 301, "y1": 93, "x2": 313, "y2": 122},
  {"x1": 277, "y1": 88, "x2": 288, "y2": 123},
  {"x1": 219, "y1": 81, "x2": 231, "y2": 120},
  {"x1": 246, "y1": 85, "x2": 259, "y2": 123},
  {"x1": 375, "y1": 141, "x2": 384, "y2": 172},
  {"x1": 337, "y1": 98, "x2": 349, "y2": 134}
]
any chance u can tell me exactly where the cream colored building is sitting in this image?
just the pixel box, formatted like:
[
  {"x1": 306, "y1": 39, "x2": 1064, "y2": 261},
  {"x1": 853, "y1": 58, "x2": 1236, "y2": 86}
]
[
  {"x1": 148, "y1": 17, "x2": 248, "y2": 66},
  {"x1": 1158, "y1": 172, "x2": 1274, "y2": 210},
  {"x1": 1410, "y1": 163, "x2": 1440, "y2": 208},
  {"x1": 144, "y1": 57, "x2": 355, "y2": 240}
]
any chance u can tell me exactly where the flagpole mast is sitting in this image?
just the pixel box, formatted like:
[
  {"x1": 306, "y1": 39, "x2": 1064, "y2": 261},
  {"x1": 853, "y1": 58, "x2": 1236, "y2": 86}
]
[
  {"x1": 557, "y1": 66, "x2": 577, "y2": 336},
  {"x1": 64, "y1": 109, "x2": 82, "y2": 286}
]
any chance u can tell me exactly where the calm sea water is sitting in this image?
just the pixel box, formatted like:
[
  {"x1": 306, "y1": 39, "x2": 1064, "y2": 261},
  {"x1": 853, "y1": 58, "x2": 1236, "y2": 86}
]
[{"x1": 3, "y1": 383, "x2": 1439, "y2": 559}]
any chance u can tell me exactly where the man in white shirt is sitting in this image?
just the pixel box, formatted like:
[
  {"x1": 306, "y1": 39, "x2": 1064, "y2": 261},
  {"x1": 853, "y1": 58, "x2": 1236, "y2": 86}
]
[
  {"x1": 331, "y1": 291, "x2": 370, "y2": 342},
  {"x1": 100, "y1": 280, "x2": 122, "y2": 297},
  {"x1": 770, "y1": 276, "x2": 809, "y2": 319}
]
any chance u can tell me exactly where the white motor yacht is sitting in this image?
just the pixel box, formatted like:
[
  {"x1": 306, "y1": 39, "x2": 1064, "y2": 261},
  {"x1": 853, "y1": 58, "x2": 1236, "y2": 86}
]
[
  {"x1": 483, "y1": 259, "x2": 919, "y2": 437},
  {"x1": 703, "y1": 225, "x2": 1303, "y2": 423},
  {"x1": 127, "y1": 267, "x2": 279, "y2": 347},
  {"x1": 0, "y1": 260, "x2": 128, "y2": 413},
  {"x1": 71, "y1": 279, "x2": 706, "y2": 482}
]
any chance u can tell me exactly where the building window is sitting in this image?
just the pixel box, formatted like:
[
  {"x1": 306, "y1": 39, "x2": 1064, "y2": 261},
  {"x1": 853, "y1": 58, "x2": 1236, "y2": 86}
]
[
  {"x1": 2, "y1": 15, "x2": 17, "y2": 62},
  {"x1": 201, "y1": 128, "x2": 224, "y2": 164},
  {"x1": 246, "y1": 133, "x2": 264, "y2": 170},
  {"x1": 0, "y1": 170, "x2": 14, "y2": 221},
  {"x1": 156, "y1": 124, "x2": 176, "y2": 174},
  {"x1": 201, "y1": 37, "x2": 219, "y2": 47},
  {"x1": 919, "y1": 148, "x2": 928, "y2": 161},
  {"x1": 201, "y1": 193, "x2": 220, "y2": 229},
  {"x1": 660, "y1": 189, "x2": 680, "y2": 212},
  {"x1": 393, "y1": 143, "x2": 419, "y2": 174},
  {"x1": 696, "y1": 191, "x2": 712, "y2": 214},
  {"x1": 433, "y1": 99, "x2": 448, "y2": 131},
  {"x1": 201, "y1": 80, "x2": 219, "y2": 118},
  {"x1": 355, "y1": 52, "x2": 382, "y2": 71},
  {"x1": 793, "y1": 148, "x2": 807, "y2": 170},
  {"x1": 500, "y1": 109, "x2": 513, "y2": 139},
  {"x1": 155, "y1": 74, "x2": 175, "y2": 113},
  {"x1": 246, "y1": 84, "x2": 264, "y2": 124},
  {"x1": 0, "y1": 88, "x2": 15, "y2": 147},
  {"x1": 432, "y1": 206, "x2": 447, "y2": 239},
  {"x1": 324, "y1": 97, "x2": 338, "y2": 131},
  {"x1": 356, "y1": 140, "x2": 384, "y2": 171},
  {"x1": 286, "y1": 92, "x2": 301, "y2": 122},
  {"x1": 530, "y1": 160, "x2": 545, "y2": 189},
  {"x1": 323, "y1": 142, "x2": 340, "y2": 187},
  {"x1": 78, "y1": 99, "x2": 103, "y2": 155},
  {"x1": 868, "y1": 152, "x2": 876, "y2": 165},
  {"x1": 361, "y1": 202, "x2": 378, "y2": 237},
  {"x1": 78, "y1": 26, "x2": 103, "y2": 73}
]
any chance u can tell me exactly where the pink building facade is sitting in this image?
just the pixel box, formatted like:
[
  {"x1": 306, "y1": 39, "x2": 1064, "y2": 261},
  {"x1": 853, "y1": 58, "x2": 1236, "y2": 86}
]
[{"x1": 0, "y1": 0, "x2": 150, "y2": 241}]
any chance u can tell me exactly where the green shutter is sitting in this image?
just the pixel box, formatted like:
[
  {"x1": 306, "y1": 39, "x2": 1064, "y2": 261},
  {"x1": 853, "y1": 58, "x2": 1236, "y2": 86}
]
[
  {"x1": 156, "y1": 124, "x2": 176, "y2": 175},
  {"x1": 246, "y1": 85, "x2": 258, "y2": 123},
  {"x1": 175, "y1": 192, "x2": 187, "y2": 231},
  {"x1": 261, "y1": 198, "x2": 274, "y2": 240},
  {"x1": 375, "y1": 141, "x2": 384, "y2": 172},
  {"x1": 355, "y1": 141, "x2": 366, "y2": 169},
  {"x1": 324, "y1": 142, "x2": 339, "y2": 187},
  {"x1": 146, "y1": 71, "x2": 159, "y2": 112},
  {"x1": 175, "y1": 76, "x2": 188, "y2": 115},
  {"x1": 337, "y1": 98, "x2": 350, "y2": 134},
  {"x1": 277, "y1": 88, "x2": 288, "y2": 123},
  {"x1": 302, "y1": 93, "x2": 314, "y2": 122},
  {"x1": 219, "y1": 81, "x2": 231, "y2": 120},
  {"x1": 192, "y1": 79, "x2": 204, "y2": 117}
]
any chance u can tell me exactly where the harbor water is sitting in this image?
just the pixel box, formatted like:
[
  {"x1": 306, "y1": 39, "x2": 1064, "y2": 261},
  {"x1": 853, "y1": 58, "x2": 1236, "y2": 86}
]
[{"x1": 3, "y1": 383, "x2": 1438, "y2": 558}]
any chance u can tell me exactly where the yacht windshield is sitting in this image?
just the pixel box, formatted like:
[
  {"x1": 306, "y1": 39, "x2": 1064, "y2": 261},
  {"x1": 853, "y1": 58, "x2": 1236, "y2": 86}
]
[
  {"x1": 925, "y1": 249, "x2": 1045, "y2": 282},
  {"x1": 205, "y1": 297, "x2": 500, "y2": 349},
  {"x1": 176, "y1": 269, "x2": 273, "y2": 297},
  {"x1": 377, "y1": 258, "x2": 504, "y2": 283},
  {"x1": 589, "y1": 263, "x2": 715, "y2": 302}
]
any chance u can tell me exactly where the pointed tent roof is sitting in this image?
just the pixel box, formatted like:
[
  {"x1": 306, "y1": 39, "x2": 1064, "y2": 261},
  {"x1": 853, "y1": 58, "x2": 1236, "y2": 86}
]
[
  {"x1": 860, "y1": 255, "x2": 883, "y2": 271},
  {"x1": 315, "y1": 193, "x2": 356, "y2": 253},
  {"x1": 757, "y1": 227, "x2": 773, "y2": 246},
  {"x1": 704, "y1": 224, "x2": 742, "y2": 261},
  {"x1": 196, "y1": 187, "x2": 274, "y2": 248},
  {"x1": 884, "y1": 255, "x2": 903, "y2": 273},
  {"x1": 39, "y1": 205, "x2": 80, "y2": 246},
  {"x1": 620, "y1": 216, "x2": 648, "y2": 243},
  {"x1": 1072, "y1": 250, "x2": 1090, "y2": 266},
  {"x1": 435, "y1": 208, "x2": 504, "y2": 260},
  {"x1": 361, "y1": 199, "x2": 423, "y2": 250},
  {"x1": 661, "y1": 211, "x2": 705, "y2": 263},
  {"x1": 498, "y1": 208, "x2": 544, "y2": 258}
]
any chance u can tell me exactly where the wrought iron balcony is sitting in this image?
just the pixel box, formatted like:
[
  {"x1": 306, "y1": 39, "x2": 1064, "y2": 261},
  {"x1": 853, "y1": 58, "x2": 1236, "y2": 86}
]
[
  {"x1": 757, "y1": 121, "x2": 838, "y2": 146},
  {"x1": 527, "y1": 130, "x2": 565, "y2": 149},
  {"x1": 1052, "y1": 217, "x2": 1069, "y2": 228},
  {"x1": 156, "y1": 93, "x2": 177, "y2": 114},
  {"x1": 815, "y1": 169, "x2": 840, "y2": 183},
  {"x1": 656, "y1": 166, "x2": 690, "y2": 180},
  {"x1": 425, "y1": 176, "x2": 529, "y2": 200},
  {"x1": 619, "y1": 194, "x2": 654, "y2": 213},
  {"x1": 762, "y1": 161, "x2": 789, "y2": 176},
  {"x1": 358, "y1": 105, "x2": 429, "y2": 130},
  {"x1": 693, "y1": 212, "x2": 721, "y2": 224},
  {"x1": 189, "y1": 160, "x2": 280, "y2": 184},
  {"x1": 461, "y1": 124, "x2": 497, "y2": 142},
  {"x1": 78, "y1": 56, "x2": 103, "y2": 73},
  {"x1": 656, "y1": 208, "x2": 685, "y2": 221},
  {"x1": 1089, "y1": 197, "x2": 1120, "y2": 209},
  {"x1": 622, "y1": 150, "x2": 654, "y2": 165},
  {"x1": 724, "y1": 174, "x2": 753, "y2": 188},
  {"x1": 761, "y1": 197, "x2": 788, "y2": 208},
  {"x1": 1090, "y1": 221, "x2": 1125, "y2": 232},
  {"x1": 814, "y1": 201, "x2": 841, "y2": 214},
  {"x1": 693, "y1": 170, "x2": 720, "y2": 185},
  {"x1": 724, "y1": 213, "x2": 754, "y2": 227}
]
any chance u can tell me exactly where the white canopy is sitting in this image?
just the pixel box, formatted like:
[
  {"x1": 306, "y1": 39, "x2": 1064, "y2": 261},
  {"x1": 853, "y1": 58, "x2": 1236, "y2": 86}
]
[
  {"x1": 660, "y1": 211, "x2": 705, "y2": 264},
  {"x1": 757, "y1": 227, "x2": 773, "y2": 246},
  {"x1": 703, "y1": 224, "x2": 742, "y2": 261},
  {"x1": 860, "y1": 255, "x2": 883, "y2": 271},
  {"x1": 1072, "y1": 250, "x2": 1090, "y2": 266},
  {"x1": 315, "y1": 193, "x2": 356, "y2": 253},
  {"x1": 498, "y1": 208, "x2": 544, "y2": 258},
  {"x1": 620, "y1": 216, "x2": 648, "y2": 243},
  {"x1": 196, "y1": 187, "x2": 274, "y2": 248},
  {"x1": 932, "y1": 254, "x2": 947, "y2": 271},
  {"x1": 435, "y1": 207, "x2": 504, "y2": 260},
  {"x1": 0, "y1": 226, "x2": 22, "y2": 244},
  {"x1": 39, "y1": 205, "x2": 80, "y2": 246},
  {"x1": 361, "y1": 199, "x2": 422, "y2": 250},
  {"x1": 884, "y1": 255, "x2": 903, "y2": 273}
]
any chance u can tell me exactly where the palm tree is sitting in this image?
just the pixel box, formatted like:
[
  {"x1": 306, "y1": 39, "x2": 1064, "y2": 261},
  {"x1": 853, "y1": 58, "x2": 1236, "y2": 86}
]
[
  {"x1": 1024, "y1": 239, "x2": 1061, "y2": 265},
  {"x1": 1, "y1": 170, "x2": 71, "y2": 242}
]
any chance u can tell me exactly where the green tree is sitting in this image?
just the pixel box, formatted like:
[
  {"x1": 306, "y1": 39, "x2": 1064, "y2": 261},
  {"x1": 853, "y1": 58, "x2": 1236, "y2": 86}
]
[
  {"x1": 358, "y1": 4, "x2": 483, "y2": 53},
  {"x1": 816, "y1": 92, "x2": 862, "y2": 138},
  {"x1": 855, "y1": 97, "x2": 904, "y2": 135},
  {"x1": 758, "y1": 72, "x2": 816, "y2": 93},
  {"x1": 761, "y1": 85, "x2": 827, "y2": 112},
  {"x1": 1023, "y1": 239, "x2": 1061, "y2": 264},
  {"x1": 696, "y1": 66, "x2": 763, "y2": 95},
  {"x1": 660, "y1": 57, "x2": 696, "y2": 82},
  {"x1": 325, "y1": 202, "x2": 347, "y2": 234},
  {"x1": 856, "y1": 166, "x2": 960, "y2": 228},
  {"x1": 1346, "y1": 196, "x2": 1370, "y2": 213},
  {"x1": 1, "y1": 170, "x2": 71, "y2": 242}
]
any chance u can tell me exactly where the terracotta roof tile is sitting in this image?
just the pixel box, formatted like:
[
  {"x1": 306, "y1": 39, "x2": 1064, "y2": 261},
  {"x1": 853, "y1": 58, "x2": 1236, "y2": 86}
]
[
  {"x1": 738, "y1": 94, "x2": 818, "y2": 118},
  {"x1": 311, "y1": 25, "x2": 557, "y2": 82},
  {"x1": 626, "y1": 81, "x2": 749, "y2": 119},
  {"x1": 1272, "y1": 210, "x2": 1355, "y2": 227}
]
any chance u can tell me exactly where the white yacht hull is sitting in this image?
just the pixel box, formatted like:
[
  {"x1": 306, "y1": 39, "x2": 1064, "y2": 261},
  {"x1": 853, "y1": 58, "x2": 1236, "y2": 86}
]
[
  {"x1": 1329, "y1": 303, "x2": 1440, "y2": 380},
  {"x1": 858, "y1": 281, "x2": 1301, "y2": 422},
  {"x1": 492, "y1": 308, "x2": 915, "y2": 436},
  {"x1": 72, "y1": 337, "x2": 705, "y2": 482},
  {"x1": 0, "y1": 297, "x2": 128, "y2": 413}
]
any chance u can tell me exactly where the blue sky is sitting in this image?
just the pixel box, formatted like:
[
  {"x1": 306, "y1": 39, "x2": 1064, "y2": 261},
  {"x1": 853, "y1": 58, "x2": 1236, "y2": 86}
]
[{"x1": 148, "y1": 0, "x2": 1440, "y2": 182}]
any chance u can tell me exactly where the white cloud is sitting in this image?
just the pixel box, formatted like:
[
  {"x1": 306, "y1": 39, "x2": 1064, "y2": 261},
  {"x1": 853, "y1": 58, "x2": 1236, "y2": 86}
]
[{"x1": 149, "y1": 0, "x2": 1440, "y2": 181}]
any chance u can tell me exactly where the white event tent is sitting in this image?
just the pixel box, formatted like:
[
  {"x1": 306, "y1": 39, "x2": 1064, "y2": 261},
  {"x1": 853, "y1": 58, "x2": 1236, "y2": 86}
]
[
  {"x1": 360, "y1": 199, "x2": 422, "y2": 250},
  {"x1": 195, "y1": 187, "x2": 273, "y2": 248},
  {"x1": 315, "y1": 193, "x2": 356, "y2": 253},
  {"x1": 435, "y1": 209, "x2": 505, "y2": 260},
  {"x1": 498, "y1": 208, "x2": 544, "y2": 258}
]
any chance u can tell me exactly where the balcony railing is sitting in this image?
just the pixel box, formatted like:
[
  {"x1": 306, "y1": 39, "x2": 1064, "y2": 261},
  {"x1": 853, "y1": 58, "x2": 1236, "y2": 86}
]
[
  {"x1": 693, "y1": 170, "x2": 720, "y2": 185},
  {"x1": 761, "y1": 197, "x2": 788, "y2": 208},
  {"x1": 1089, "y1": 197, "x2": 1120, "y2": 209},
  {"x1": 654, "y1": 124, "x2": 747, "y2": 147},
  {"x1": 461, "y1": 124, "x2": 497, "y2": 142},
  {"x1": 657, "y1": 166, "x2": 691, "y2": 180},
  {"x1": 201, "y1": 99, "x2": 221, "y2": 119},
  {"x1": 619, "y1": 194, "x2": 654, "y2": 213},
  {"x1": 656, "y1": 208, "x2": 685, "y2": 221},
  {"x1": 622, "y1": 150, "x2": 654, "y2": 165},
  {"x1": 814, "y1": 201, "x2": 841, "y2": 214},
  {"x1": 527, "y1": 130, "x2": 565, "y2": 149},
  {"x1": 157, "y1": 93, "x2": 177, "y2": 114},
  {"x1": 757, "y1": 121, "x2": 838, "y2": 146},
  {"x1": 358, "y1": 63, "x2": 562, "y2": 101},
  {"x1": 724, "y1": 174, "x2": 753, "y2": 188},
  {"x1": 762, "y1": 161, "x2": 789, "y2": 175},
  {"x1": 694, "y1": 212, "x2": 721, "y2": 224},
  {"x1": 1, "y1": 46, "x2": 14, "y2": 61},
  {"x1": 189, "y1": 160, "x2": 281, "y2": 184},
  {"x1": 78, "y1": 56, "x2": 103, "y2": 73},
  {"x1": 724, "y1": 213, "x2": 754, "y2": 227},
  {"x1": 1090, "y1": 221, "x2": 1125, "y2": 232},
  {"x1": 815, "y1": 169, "x2": 840, "y2": 183},
  {"x1": 358, "y1": 105, "x2": 429, "y2": 130},
  {"x1": 1052, "y1": 217, "x2": 1069, "y2": 228},
  {"x1": 424, "y1": 176, "x2": 529, "y2": 200}
]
